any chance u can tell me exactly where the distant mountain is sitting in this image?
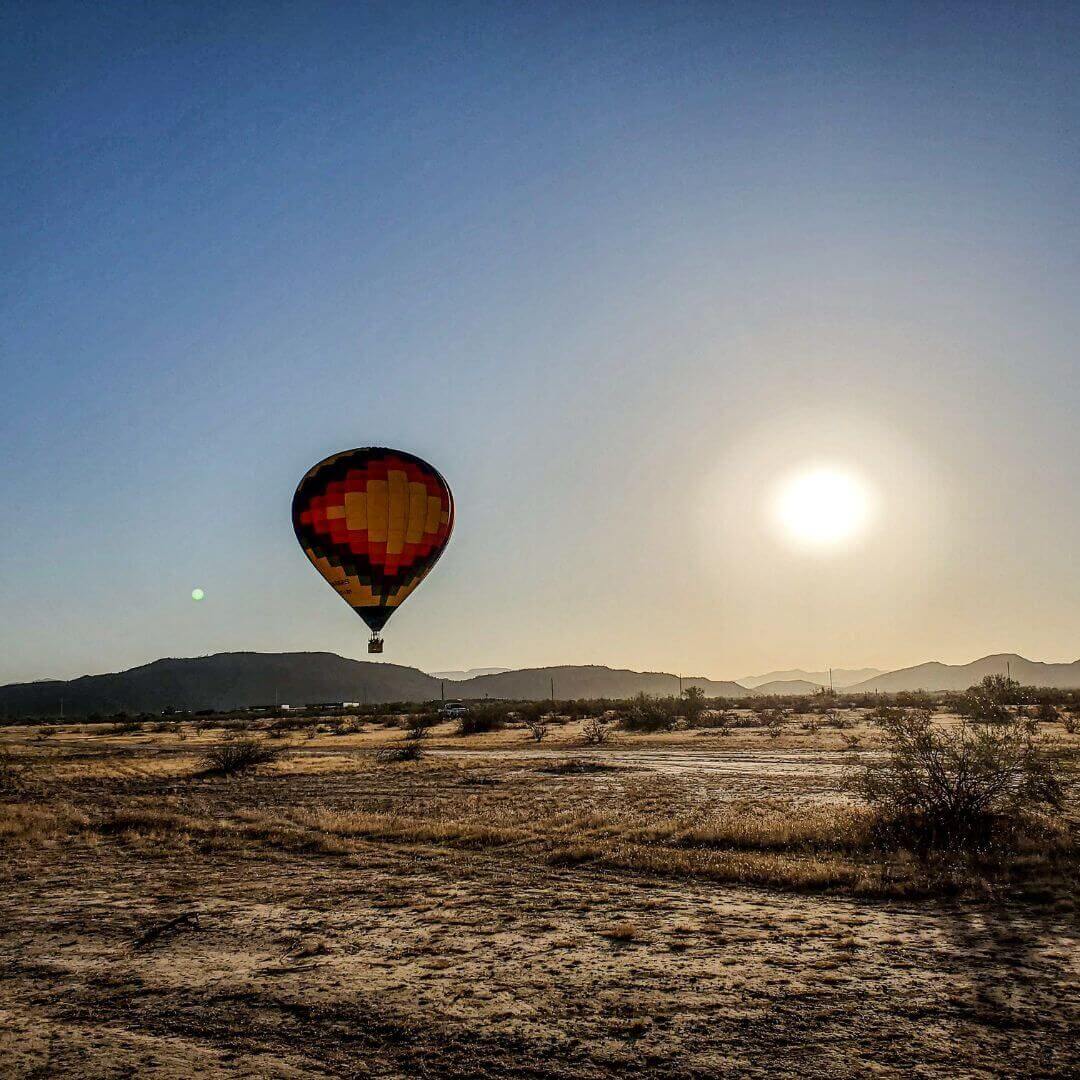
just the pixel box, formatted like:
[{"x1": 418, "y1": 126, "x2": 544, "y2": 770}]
[
  {"x1": 0, "y1": 654, "x2": 748, "y2": 716},
  {"x1": 454, "y1": 665, "x2": 747, "y2": 701},
  {"x1": 10, "y1": 650, "x2": 1077, "y2": 718},
  {"x1": 849, "y1": 654, "x2": 1080, "y2": 693},
  {"x1": 0, "y1": 652, "x2": 441, "y2": 716},
  {"x1": 752, "y1": 679, "x2": 824, "y2": 696},
  {"x1": 429, "y1": 668, "x2": 511, "y2": 681},
  {"x1": 739, "y1": 668, "x2": 883, "y2": 689}
]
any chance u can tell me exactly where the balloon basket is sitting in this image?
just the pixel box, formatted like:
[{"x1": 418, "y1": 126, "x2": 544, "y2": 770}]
[{"x1": 368, "y1": 636, "x2": 384, "y2": 654}]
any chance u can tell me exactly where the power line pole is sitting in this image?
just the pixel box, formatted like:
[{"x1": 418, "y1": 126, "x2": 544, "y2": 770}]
[{"x1": 550, "y1": 677, "x2": 555, "y2": 702}]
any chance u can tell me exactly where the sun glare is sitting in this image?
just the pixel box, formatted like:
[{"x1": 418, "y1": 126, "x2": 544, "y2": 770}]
[{"x1": 773, "y1": 466, "x2": 874, "y2": 550}]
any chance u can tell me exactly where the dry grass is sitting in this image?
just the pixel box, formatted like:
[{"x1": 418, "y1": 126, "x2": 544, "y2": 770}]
[
  {"x1": 4, "y1": 782, "x2": 1069, "y2": 899},
  {"x1": 600, "y1": 920, "x2": 640, "y2": 942},
  {"x1": 1, "y1": 725, "x2": 1075, "y2": 900},
  {"x1": 0, "y1": 801, "x2": 90, "y2": 844}
]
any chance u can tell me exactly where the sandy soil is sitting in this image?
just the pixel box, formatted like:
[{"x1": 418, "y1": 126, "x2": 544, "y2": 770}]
[{"x1": 1, "y1": 719, "x2": 1077, "y2": 1078}]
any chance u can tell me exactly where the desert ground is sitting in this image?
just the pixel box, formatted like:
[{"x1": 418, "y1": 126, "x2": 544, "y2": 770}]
[{"x1": 2, "y1": 711, "x2": 1077, "y2": 1078}]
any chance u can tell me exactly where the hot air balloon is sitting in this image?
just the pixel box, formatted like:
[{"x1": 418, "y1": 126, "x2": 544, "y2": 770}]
[{"x1": 292, "y1": 447, "x2": 454, "y2": 653}]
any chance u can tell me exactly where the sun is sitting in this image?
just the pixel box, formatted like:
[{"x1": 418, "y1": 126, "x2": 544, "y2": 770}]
[{"x1": 773, "y1": 466, "x2": 874, "y2": 550}]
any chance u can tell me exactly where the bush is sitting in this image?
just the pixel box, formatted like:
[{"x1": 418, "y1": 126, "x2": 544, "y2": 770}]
[
  {"x1": 1034, "y1": 700, "x2": 1060, "y2": 724},
  {"x1": 957, "y1": 674, "x2": 1027, "y2": 724},
  {"x1": 404, "y1": 712, "x2": 439, "y2": 741},
  {"x1": 375, "y1": 743, "x2": 425, "y2": 763},
  {"x1": 868, "y1": 704, "x2": 908, "y2": 727},
  {"x1": 581, "y1": 716, "x2": 613, "y2": 745},
  {"x1": 762, "y1": 710, "x2": 785, "y2": 738},
  {"x1": 686, "y1": 708, "x2": 734, "y2": 732},
  {"x1": 199, "y1": 738, "x2": 283, "y2": 776},
  {"x1": 850, "y1": 710, "x2": 1064, "y2": 851},
  {"x1": 523, "y1": 714, "x2": 549, "y2": 742},
  {"x1": 458, "y1": 703, "x2": 509, "y2": 736},
  {"x1": 682, "y1": 686, "x2": 707, "y2": 726},
  {"x1": 621, "y1": 694, "x2": 677, "y2": 733}
]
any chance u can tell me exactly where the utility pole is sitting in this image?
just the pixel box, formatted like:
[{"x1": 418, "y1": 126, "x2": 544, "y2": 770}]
[
  {"x1": 441, "y1": 681, "x2": 445, "y2": 702},
  {"x1": 550, "y1": 677, "x2": 555, "y2": 702},
  {"x1": 678, "y1": 673, "x2": 683, "y2": 696}
]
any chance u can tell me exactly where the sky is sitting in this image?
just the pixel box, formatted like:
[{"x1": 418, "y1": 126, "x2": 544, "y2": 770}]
[{"x1": 3, "y1": 1, "x2": 1080, "y2": 684}]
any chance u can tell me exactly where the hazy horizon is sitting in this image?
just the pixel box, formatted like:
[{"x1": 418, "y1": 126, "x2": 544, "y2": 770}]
[{"x1": 4, "y1": 3, "x2": 1080, "y2": 684}]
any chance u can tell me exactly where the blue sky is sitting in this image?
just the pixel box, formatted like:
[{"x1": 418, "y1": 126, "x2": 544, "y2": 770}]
[{"x1": 3, "y1": 2, "x2": 1080, "y2": 682}]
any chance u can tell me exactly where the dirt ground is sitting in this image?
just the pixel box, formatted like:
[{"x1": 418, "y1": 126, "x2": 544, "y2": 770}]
[{"x1": 1, "y1": 717, "x2": 1077, "y2": 1078}]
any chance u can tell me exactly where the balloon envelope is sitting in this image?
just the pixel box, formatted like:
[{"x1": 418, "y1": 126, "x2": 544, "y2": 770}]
[{"x1": 292, "y1": 447, "x2": 454, "y2": 634}]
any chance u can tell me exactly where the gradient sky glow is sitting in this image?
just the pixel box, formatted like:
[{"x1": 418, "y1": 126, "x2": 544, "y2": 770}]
[{"x1": 3, "y1": 2, "x2": 1080, "y2": 683}]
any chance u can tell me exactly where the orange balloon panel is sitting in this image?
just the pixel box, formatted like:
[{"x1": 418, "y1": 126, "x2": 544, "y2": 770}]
[{"x1": 292, "y1": 448, "x2": 454, "y2": 634}]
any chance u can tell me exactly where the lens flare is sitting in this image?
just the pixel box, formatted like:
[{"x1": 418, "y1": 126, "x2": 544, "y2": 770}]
[{"x1": 191, "y1": 588, "x2": 205, "y2": 601}]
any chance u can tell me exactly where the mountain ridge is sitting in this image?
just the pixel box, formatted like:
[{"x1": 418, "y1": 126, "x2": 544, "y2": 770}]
[
  {"x1": 5, "y1": 651, "x2": 1080, "y2": 717},
  {"x1": 0, "y1": 653, "x2": 747, "y2": 716},
  {"x1": 738, "y1": 667, "x2": 883, "y2": 689},
  {"x1": 429, "y1": 668, "x2": 511, "y2": 681},
  {"x1": 849, "y1": 653, "x2": 1080, "y2": 693}
]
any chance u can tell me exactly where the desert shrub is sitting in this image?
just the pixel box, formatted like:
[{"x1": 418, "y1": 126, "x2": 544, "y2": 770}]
[
  {"x1": 1034, "y1": 700, "x2": 1060, "y2": 724},
  {"x1": 458, "y1": 703, "x2": 507, "y2": 736},
  {"x1": 517, "y1": 701, "x2": 554, "y2": 725},
  {"x1": 682, "y1": 686, "x2": 707, "y2": 726},
  {"x1": 822, "y1": 708, "x2": 851, "y2": 729},
  {"x1": 269, "y1": 715, "x2": 308, "y2": 734},
  {"x1": 761, "y1": 710, "x2": 785, "y2": 738},
  {"x1": 687, "y1": 708, "x2": 734, "y2": 732},
  {"x1": 850, "y1": 710, "x2": 1064, "y2": 851},
  {"x1": 621, "y1": 694, "x2": 677, "y2": 733},
  {"x1": 523, "y1": 714, "x2": 549, "y2": 742},
  {"x1": 199, "y1": 738, "x2": 283, "y2": 776},
  {"x1": 375, "y1": 743, "x2": 425, "y2": 763},
  {"x1": 600, "y1": 921, "x2": 638, "y2": 942},
  {"x1": 404, "y1": 712, "x2": 439, "y2": 740},
  {"x1": 727, "y1": 710, "x2": 764, "y2": 728},
  {"x1": 109, "y1": 718, "x2": 144, "y2": 735},
  {"x1": 868, "y1": 704, "x2": 908, "y2": 727},
  {"x1": 1062, "y1": 712, "x2": 1079, "y2": 735},
  {"x1": 582, "y1": 716, "x2": 613, "y2": 745},
  {"x1": 956, "y1": 674, "x2": 1028, "y2": 724},
  {"x1": 894, "y1": 690, "x2": 935, "y2": 710},
  {"x1": 541, "y1": 758, "x2": 621, "y2": 774},
  {"x1": 329, "y1": 718, "x2": 366, "y2": 736}
]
